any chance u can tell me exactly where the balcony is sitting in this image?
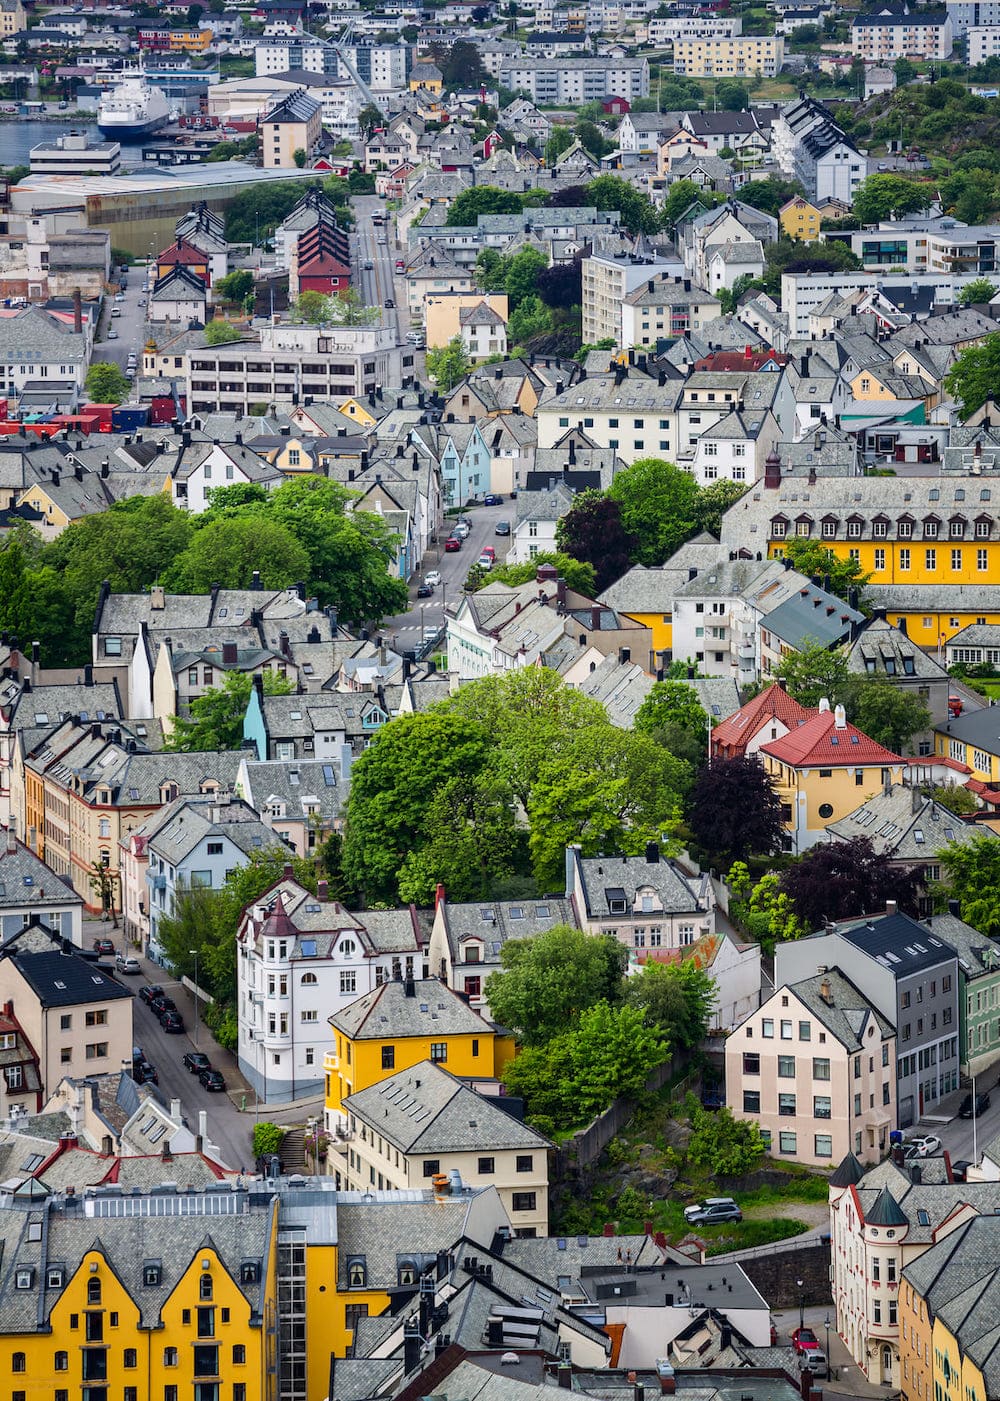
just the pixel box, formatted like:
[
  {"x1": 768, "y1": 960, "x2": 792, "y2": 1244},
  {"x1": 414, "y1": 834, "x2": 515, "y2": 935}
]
[{"x1": 324, "y1": 1051, "x2": 339, "y2": 1072}]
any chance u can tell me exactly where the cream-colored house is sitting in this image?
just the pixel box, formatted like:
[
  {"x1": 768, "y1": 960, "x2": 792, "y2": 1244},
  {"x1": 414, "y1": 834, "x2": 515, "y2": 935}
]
[
  {"x1": 0, "y1": 0, "x2": 27, "y2": 37},
  {"x1": 339, "y1": 1060, "x2": 551, "y2": 1237},
  {"x1": 0, "y1": 923, "x2": 133, "y2": 1097},
  {"x1": 424, "y1": 292, "x2": 509, "y2": 351},
  {"x1": 726, "y1": 967, "x2": 896, "y2": 1168}
]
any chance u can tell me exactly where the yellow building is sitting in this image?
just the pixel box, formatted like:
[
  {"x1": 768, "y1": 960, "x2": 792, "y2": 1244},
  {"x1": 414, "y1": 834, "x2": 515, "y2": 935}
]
[
  {"x1": 760, "y1": 700, "x2": 906, "y2": 853},
  {"x1": 0, "y1": 0, "x2": 26, "y2": 37},
  {"x1": 425, "y1": 291, "x2": 509, "y2": 352},
  {"x1": 900, "y1": 1216, "x2": 1000, "y2": 1401},
  {"x1": 934, "y1": 707, "x2": 1000, "y2": 782},
  {"x1": 720, "y1": 478, "x2": 1000, "y2": 647},
  {"x1": 0, "y1": 1190, "x2": 279, "y2": 1401},
  {"x1": 323, "y1": 977, "x2": 514, "y2": 1126},
  {"x1": 409, "y1": 61, "x2": 443, "y2": 92},
  {"x1": 779, "y1": 195, "x2": 821, "y2": 242},
  {"x1": 169, "y1": 26, "x2": 213, "y2": 50},
  {"x1": 672, "y1": 34, "x2": 785, "y2": 75},
  {"x1": 260, "y1": 90, "x2": 322, "y2": 169}
]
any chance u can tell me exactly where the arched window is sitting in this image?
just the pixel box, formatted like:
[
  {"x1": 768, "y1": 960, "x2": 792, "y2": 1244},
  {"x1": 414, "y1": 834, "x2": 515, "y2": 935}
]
[
  {"x1": 200, "y1": 1273, "x2": 213, "y2": 1300},
  {"x1": 301, "y1": 973, "x2": 318, "y2": 985},
  {"x1": 348, "y1": 1258, "x2": 366, "y2": 1288},
  {"x1": 87, "y1": 1278, "x2": 101, "y2": 1305}
]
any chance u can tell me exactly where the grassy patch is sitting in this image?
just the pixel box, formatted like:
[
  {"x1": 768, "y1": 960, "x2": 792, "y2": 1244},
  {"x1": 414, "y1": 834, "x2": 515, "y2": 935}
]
[{"x1": 705, "y1": 1217, "x2": 805, "y2": 1256}]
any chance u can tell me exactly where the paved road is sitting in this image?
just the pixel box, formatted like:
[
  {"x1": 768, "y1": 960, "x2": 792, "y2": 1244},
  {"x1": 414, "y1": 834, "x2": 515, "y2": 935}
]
[
  {"x1": 924, "y1": 1069, "x2": 1000, "y2": 1162},
  {"x1": 89, "y1": 259, "x2": 150, "y2": 380},
  {"x1": 380, "y1": 499, "x2": 514, "y2": 649},
  {"x1": 351, "y1": 193, "x2": 404, "y2": 339}
]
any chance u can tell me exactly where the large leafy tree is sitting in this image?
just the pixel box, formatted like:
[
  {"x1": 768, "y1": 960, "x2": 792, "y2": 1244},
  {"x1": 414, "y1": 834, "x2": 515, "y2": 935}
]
[
  {"x1": 634, "y1": 680, "x2": 708, "y2": 746},
  {"x1": 852, "y1": 173, "x2": 933, "y2": 224},
  {"x1": 773, "y1": 640, "x2": 850, "y2": 709},
  {"x1": 84, "y1": 362, "x2": 131, "y2": 404},
  {"x1": 738, "y1": 176, "x2": 806, "y2": 217},
  {"x1": 426, "y1": 336, "x2": 471, "y2": 392},
  {"x1": 843, "y1": 677, "x2": 930, "y2": 754},
  {"x1": 165, "y1": 516, "x2": 310, "y2": 593},
  {"x1": 165, "y1": 670, "x2": 293, "y2": 752},
  {"x1": 586, "y1": 174, "x2": 660, "y2": 235},
  {"x1": 781, "y1": 537, "x2": 871, "y2": 604},
  {"x1": 959, "y1": 278, "x2": 998, "y2": 307},
  {"x1": 527, "y1": 726, "x2": 686, "y2": 889},
  {"x1": 945, "y1": 333, "x2": 1000, "y2": 418},
  {"x1": 687, "y1": 1102, "x2": 765, "y2": 1175},
  {"x1": 446, "y1": 185, "x2": 525, "y2": 226},
  {"x1": 482, "y1": 551, "x2": 596, "y2": 596},
  {"x1": 342, "y1": 712, "x2": 492, "y2": 903},
  {"x1": 443, "y1": 667, "x2": 606, "y2": 809},
  {"x1": 626, "y1": 959, "x2": 716, "y2": 1051},
  {"x1": 688, "y1": 756, "x2": 785, "y2": 866},
  {"x1": 694, "y1": 480, "x2": 748, "y2": 537},
  {"x1": 779, "y1": 836, "x2": 921, "y2": 930},
  {"x1": 937, "y1": 832, "x2": 1000, "y2": 935},
  {"x1": 555, "y1": 490, "x2": 636, "y2": 592},
  {"x1": 484, "y1": 924, "x2": 627, "y2": 1044},
  {"x1": 607, "y1": 457, "x2": 699, "y2": 567}
]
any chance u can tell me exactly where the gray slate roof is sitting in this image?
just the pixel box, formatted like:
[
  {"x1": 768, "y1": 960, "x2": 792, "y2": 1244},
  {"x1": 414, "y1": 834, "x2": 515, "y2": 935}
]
[{"x1": 330, "y1": 978, "x2": 496, "y2": 1040}]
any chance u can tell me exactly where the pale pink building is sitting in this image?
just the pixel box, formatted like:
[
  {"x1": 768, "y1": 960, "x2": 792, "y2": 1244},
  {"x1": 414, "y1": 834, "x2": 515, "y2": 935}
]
[{"x1": 726, "y1": 967, "x2": 897, "y2": 1168}]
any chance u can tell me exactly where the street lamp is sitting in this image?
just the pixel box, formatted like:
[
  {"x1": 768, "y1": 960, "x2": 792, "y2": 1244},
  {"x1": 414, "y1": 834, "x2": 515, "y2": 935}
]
[
  {"x1": 797, "y1": 1279, "x2": 805, "y2": 1332},
  {"x1": 189, "y1": 948, "x2": 199, "y2": 1046},
  {"x1": 824, "y1": 1313, "x2": 831, "y2": 1375}
]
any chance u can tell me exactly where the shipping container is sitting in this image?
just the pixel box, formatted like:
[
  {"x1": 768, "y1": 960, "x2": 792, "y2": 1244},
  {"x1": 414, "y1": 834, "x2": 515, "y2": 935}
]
[{"x1": 111, "y1": 404, "x2": 151, "y2": 432}]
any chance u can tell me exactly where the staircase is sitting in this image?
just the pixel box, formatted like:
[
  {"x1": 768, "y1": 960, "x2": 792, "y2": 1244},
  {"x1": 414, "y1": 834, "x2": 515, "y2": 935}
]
[{"x1": 279, "y1": 1126, "x2": 307, "y2": 1174}]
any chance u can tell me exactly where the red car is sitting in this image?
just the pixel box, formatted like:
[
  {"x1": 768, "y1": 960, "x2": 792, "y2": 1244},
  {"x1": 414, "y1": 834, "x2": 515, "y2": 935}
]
[
  {"x1": 792, "y1": 1328, "x2": 821, "y2": 1356},
  {"x1": 444, "y1": 536, "x2": 462, "y2": 551}
]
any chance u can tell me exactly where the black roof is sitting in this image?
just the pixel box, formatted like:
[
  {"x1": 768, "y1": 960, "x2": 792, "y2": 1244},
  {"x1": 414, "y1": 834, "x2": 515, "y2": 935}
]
[
  {"x1": 11, "y1": 949, "x2": 132, "y2": 1008},
  {"x1": 838, "y1": 912, "x2": 958, "y2": 975},
  {"x1": 830, "y1": 1151, "x2": 866, "y2": 1188}
]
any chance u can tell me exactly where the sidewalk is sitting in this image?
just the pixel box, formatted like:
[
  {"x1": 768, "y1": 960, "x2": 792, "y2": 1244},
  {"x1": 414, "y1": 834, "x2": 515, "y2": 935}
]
[{"x1": 771, "y1": 1304, "x2": 897, "y2": 1400}]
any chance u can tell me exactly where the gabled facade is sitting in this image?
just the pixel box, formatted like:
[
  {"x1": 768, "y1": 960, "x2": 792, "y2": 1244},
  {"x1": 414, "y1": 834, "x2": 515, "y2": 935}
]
[{"x1": 565, "y1": 843, "x2": 715, "y2": 955}]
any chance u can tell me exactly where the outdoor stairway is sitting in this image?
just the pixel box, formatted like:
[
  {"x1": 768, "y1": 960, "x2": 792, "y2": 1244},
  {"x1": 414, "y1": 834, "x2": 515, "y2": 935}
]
[{"x1": 279, "y1": 1126, "x2": 306, "y2": 1174}]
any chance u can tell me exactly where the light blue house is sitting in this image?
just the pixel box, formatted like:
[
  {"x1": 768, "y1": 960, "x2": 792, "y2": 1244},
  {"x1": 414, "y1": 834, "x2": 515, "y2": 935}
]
[
  {"x1": 437, "y1": 422, "x2": 492, "y2": 506},
  {"x1": 142, "y1": 794, "x2": 284, "y2": 964},
  {"x1": 0, "y1": 824, "x2": 83, "y2": 946}
]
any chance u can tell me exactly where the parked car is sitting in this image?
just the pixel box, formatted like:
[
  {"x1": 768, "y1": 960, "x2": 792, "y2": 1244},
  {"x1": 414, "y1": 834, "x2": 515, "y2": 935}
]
[
  {"x1": 453, "y1": 522, "x2": 470, "y2": 539},
  {"x1": 416, "y1": 581, "x2": 433, "y2": 598},
  {"x1": 111, "y1": 308, "x2": 121, "y2": 317},
  {"x1": 384, "y1": 297, "x2": 394, "y2": 308},
  {"x1": 107, "y1": 330, "x2": 119, "y2": 339},
  {"x1": 960, "y1": 1091, "x2": 991, "y2": 1117},
  {"x1": 139, "y1": 984, "x2": 162, "y2": 1005},
  {"x1": 424, "y1": 570, "x2": 442, "y2": 588},
  {"x1": 183, "y1": 1051, "x2": 211, "y2": 1075},
  {"x1": 115, "y1": 953, "x2": 141, "y2": 975},
  {"x1": 199, "y1": 1067, "x2": 226, "y2": 1092},
  {"x1": 149, "y1": 993, "x2": 176, "y2": 1017},
  {"x1": 159, "y1": 1009, "x2": 185, "y2": 1033},
  {"x1": 480, "y1": 545, "x2": 495, "y2": 561},
  {"x1": 494, "y1": 519, "x2": 511, "y2": 536},
  {"x1": 93, "y1": 937, "x2": 115, "y2": 956},
  {"x1": 683, "y1": 1197, "x2": 742, "y2": 1225},
  {"x1": 909, "y1": 1133, "x2": 942, "y2": 1157},
  {"x1": 477, "y1": 553, "x2": 494, "y2": 570},
  {"x1": 132, "y1": 1058, "x2": 158, "y2": 1085},
  {"x1": 799, "y1": 1351, "x2": 828, "y2": 1378},
  {"x1": 483, "y1": 493, "x2": 503, "y2": 505},
  {"x1": 444, "y1": 536, "x2": 462, "y2": 551},
  {"x1": 791, "y1": 1328, "x2": 822, "y2": 1356}
]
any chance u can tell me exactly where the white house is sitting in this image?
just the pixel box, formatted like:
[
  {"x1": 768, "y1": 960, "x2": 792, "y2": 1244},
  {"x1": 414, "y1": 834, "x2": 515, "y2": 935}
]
[
  {"x1": 170, "y1": 441, "x2": 284, "y2": 512},
  {"x1": 236, "y1": 873, "x2": 426, "y2": 1102}
]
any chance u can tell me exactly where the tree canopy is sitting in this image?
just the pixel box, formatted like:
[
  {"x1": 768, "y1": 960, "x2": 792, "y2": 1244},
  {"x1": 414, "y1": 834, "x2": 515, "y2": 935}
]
[
  {"x1": 484, "y1": 924, "x2": 627, "y2": 1045},
  {"x1": 852, "y1": 173, "x2": 933, "y2": 223},
  {"x1": 607, "y1": 457, "x2": 700, "y2": 566},
  {"x1": 165, "y1": 670, "x2": 293, "y2": 752},
  {"x1": 779, "y1": 836, "x2": 921, "y2": 929},
  {"x1": 688, "y1": 756, "x2": 785, "y2": 867},
  {"x1": 84, "y1": 362, "x2": 131, "y2": 404},
  {"x1": 555, "y1": 491, "x2": 636, "y2": 592},
  {"x1": 937, "y1": 833, "x2": 1000, "y2": 935},
  {"x1": 946, "y1": 332, "x2": 1000, "y2": 418}
]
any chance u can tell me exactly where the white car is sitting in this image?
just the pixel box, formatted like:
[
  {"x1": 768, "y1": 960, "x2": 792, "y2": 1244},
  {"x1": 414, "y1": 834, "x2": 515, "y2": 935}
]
[
  {"x1": 424, "y1": 569, "x2": 442, "y2": 588},
  {"x1": 909, "y1": 1134, "x2": 942, "y2": 1157},
  {"x1": 477, "y1": 553, "x2": 493, "y2": 570}
]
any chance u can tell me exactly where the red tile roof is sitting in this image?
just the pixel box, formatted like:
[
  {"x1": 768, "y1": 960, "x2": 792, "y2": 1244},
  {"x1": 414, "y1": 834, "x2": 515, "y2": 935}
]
[
  {"x1": 760, "y1": 707, "x2": 904, "y2": 767},
  {"x1": 711, "y1": 682, "x2": 813, "y2": 756}
]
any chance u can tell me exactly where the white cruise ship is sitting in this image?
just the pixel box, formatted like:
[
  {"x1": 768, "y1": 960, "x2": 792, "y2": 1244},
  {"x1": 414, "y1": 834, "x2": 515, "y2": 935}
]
[{"x1": 97, "y1": 71, "x2": 173, "y2": 141}]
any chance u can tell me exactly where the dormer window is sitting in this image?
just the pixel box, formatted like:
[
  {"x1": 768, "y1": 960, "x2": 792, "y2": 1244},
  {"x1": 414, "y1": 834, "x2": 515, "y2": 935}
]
[
  {"x1": 923, "y1": 518, "x2": 939, "y2": 539},
  {"x1": 897, "y1": 517, "x2": 913, "y2": 539},
  {"x1": 143, "y1": 1262, "x2": 162, "y2": 1287},
  {"x1": 348, "y1": 1258, "x2": 367, "y2": 1288}
]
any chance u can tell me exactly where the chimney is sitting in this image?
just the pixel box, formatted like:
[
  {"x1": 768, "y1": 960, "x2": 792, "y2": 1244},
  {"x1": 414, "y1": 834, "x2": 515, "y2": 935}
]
[
  {"x1": 820, "y1": 977, "x2": 833, "y2": 1005},
  {"x1": 590, "y1": 606, "x2": 601, "y2": 630},
  {"x1": 557, "y1": 1364, "x2": 573, "y2": 1390},
  {"x1": 885, "y1": 899, "x2": 897, "y2": 917},
  {"x1": 645, "y1": 841, "x2": 659, "y2": 863},
  {"x1": 403, "y1": 976, "x2": 415, "y2": 997},
  {"x1": 73, "y1": 287, "x2": 82, "y2": 334},
  {"x1": 557, "y1": 576, "x2": 567, "y2": 609},
  {"x1": 6, "y1": 817, "x2": 16, "y2": 854},
  {"x1": 834, "y1": 703, "x2": 847, "y2": 728},
  {"x1": 317, "y1": 880, "x2": 328, "y2": 902},
  {"x1": 657, "y1": 1361, "x2": 676, "y2": 1395},
  {"x1": 948, "y1": 897, "x2": 960, "y2": 916},
  {"x1": 251, "y1": 571, "x2": 262, "y2": 591},
  {"x1": 150, "y1": 586, "x2": 165, "y2": 611}
]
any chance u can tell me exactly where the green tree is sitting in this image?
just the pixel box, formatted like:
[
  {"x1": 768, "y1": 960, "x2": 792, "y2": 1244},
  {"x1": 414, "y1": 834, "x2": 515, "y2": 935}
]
[
  {"x1": 167, "y1": 516, "x2": 310, "y2": 593},
  {"x1": 544, "y1": 125, "x2": 574, "y2": 164},
  {"x1": 446, "y1": 185, "x2": 525, "y2": 225},
  {"x1": 739, "y1": 175, "x2": 806, "y2": 217},
  {"x1": 292, "y1": 290, "x2": 333, "y2": 324},
  {"x1": 224, "y1": 179, "x2": 316, "y2": 244},
  {"x1": 426, "y1": 335, "x2": 471, "y2": 391},
  {"x1": 485, "y1": 551, "x2": 596, "y2": 596},
  {"x1": 397, "y1": 770, "x2": 522, "y2": 905},
  {"x1": 507, "y1": 293, "x2": 551, "y2": 345},
  {"x1": 894, "y1": 56, "x2": 917, "y2": 83},
  {"x1": 0, "y1": 538, "x2": 36, "y2": 643},
  {"x1": 959, "y1": 278, "x2": 998, "y2": 306},
  {"x1": 203, "y1": 320, "x2": 241, "y2": 345},
  {"x1": 694, "y1": 479, "x2": 748, "y2": 537},
  {"x1": 661, "y1": 179, "x2": 707, "y2": 229},
  {"x1": 334, "y1": 286, "x2": 380, "y2": 326},
  {"x1": 773, "y1": 640, "x2": 850, "y2": 708},
  {"x1": 358, "y1": 103, "x2": 382, "y2": 138},
  {"x1": 853, "y1": 173, "x2": 933, "y2": 224},
  {"x1": 503, "y1": 247, "x2": 548, "y2": 311},
  {"x1": 930, "y1": 784, "x2": 979, "y2": 816},
  {"x1": 442, "y1": 667, "x2": 606, "y2": 810},
  {"x1": 607, "y1": 456, "x2": 699, "y2": 566},
  {"x1": 734, "y1": 870, "x2": 807, "y2": 954},
  {"x1": 715, "y1": 79, "x2": 751, "y2": 111},
  {"x1": 587, "y1": 174, "x2": 660, "y2": 235},
  {"x1": 634, "y1": 680, "x2": 708, "y2": 747},
  {"x1": 165, "y1": 669, "x2": 294, "y2": 752},
  {"x1": 84, "y1": 361, "x2": 131, "y2": 404},
  {"x1": 626, "y1": 959, "x2": 716, "y2": 1050},
  {"x1": 575, "y1": 118, "x2": 609, "y2": 158},
  {"x1": 484, "y1": 925, "x2": 627, "y2": 1044},
  {"x1": 946, "y1": 333, "x2": 1000, "y2": 419},
  {"x1": 89, "y1": 861, "x2": 119, "y2": 927},
  {"x1": 293, "y1": 147, "x2": 307, "y2": 168},
  {"x1": 686, "y1": 1103, "x2": 766, "y2": 1174},
  {"x1": 438, "y1": 38, "x2": 486, "y2": 88},
  {"x1": 781, "y1": 537, "x2": 871, "y2": 603},
  {"x1": 527, "y1": 726, "x2": 686, "y2": 889},
  {"x1": 215, "y1": 269, "x2": 254, "y2": 304},
  {"x1": 843, "y1": 677, "x2": 930, "y2": 753},
  {"x1": 937, "y1": 832, "x2": 1000, "y2": 934},
  {"x1": 342, "y1": 712, "x2": 492, "y2": 903}
]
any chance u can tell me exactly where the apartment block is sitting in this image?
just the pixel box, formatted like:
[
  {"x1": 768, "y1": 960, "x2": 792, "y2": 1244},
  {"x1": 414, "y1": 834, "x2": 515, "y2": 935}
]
[
  {"x1": 581, "y1": 251, "x2": 683, "y2": 344},
  {"x1": 967, "y1": 23, "x2": 1000, "y2": 57},
  {"x1": 672, "y1": 34, "x2": 785, "y2": 76},
  {"x1": 619, "y1": 273, "x2": 721, "y2": 350},
  {"x1": 496, "y1": 55, "x2": 649, "y2": 102},
  {"x1": 947, "y1": 0, "x2": 1000, "y2": 36},
  {"x1": 851, "y1": 10, "x2": 953, "y2": 58}
]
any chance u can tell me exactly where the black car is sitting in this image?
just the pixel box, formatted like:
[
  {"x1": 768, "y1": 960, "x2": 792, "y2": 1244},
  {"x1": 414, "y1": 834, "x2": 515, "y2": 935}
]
[
  {"x1": 150, "y1": 994, "x2": 177, "y2": 1017},
  {"x1": 385, "y1": 297, "x2": 394, "y2": 308},
  {"x1": 494, "y1": 520, "x2": 511, "y2": 536},
  {"x1": 959, "y1": 1091, "x2": 991, "y2": 1118},
  {"x1": 139, "y1": 984, "x2": 163, "y2": 1005},
  {"x1": 416, "y1": 581, "x2": 433, "y2": 598},
  {"x1": 92, "y1": 938, "x2": 115, "y2": 956},
  {"x1": 483, "y1": 493, "x2": 503, "y2": 506},
  {"x1": 183, "y1": 1051, "x2": 211, "y2": 1075},
  {"x1": 159, "y1": 1010, "x2": 185, "y2": 1033},
  {"x1": 199, "y1": 1068, "x2": 226, "y2": 1092},
  {"x1": 133, "y1": 1059, "x2": 158, "y2": 1085}
]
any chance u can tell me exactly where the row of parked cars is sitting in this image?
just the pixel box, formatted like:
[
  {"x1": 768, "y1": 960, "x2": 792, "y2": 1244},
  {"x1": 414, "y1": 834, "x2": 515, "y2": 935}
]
[{"x1": 138, "y1": 982, "x2": 186, "y2": 1033}]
